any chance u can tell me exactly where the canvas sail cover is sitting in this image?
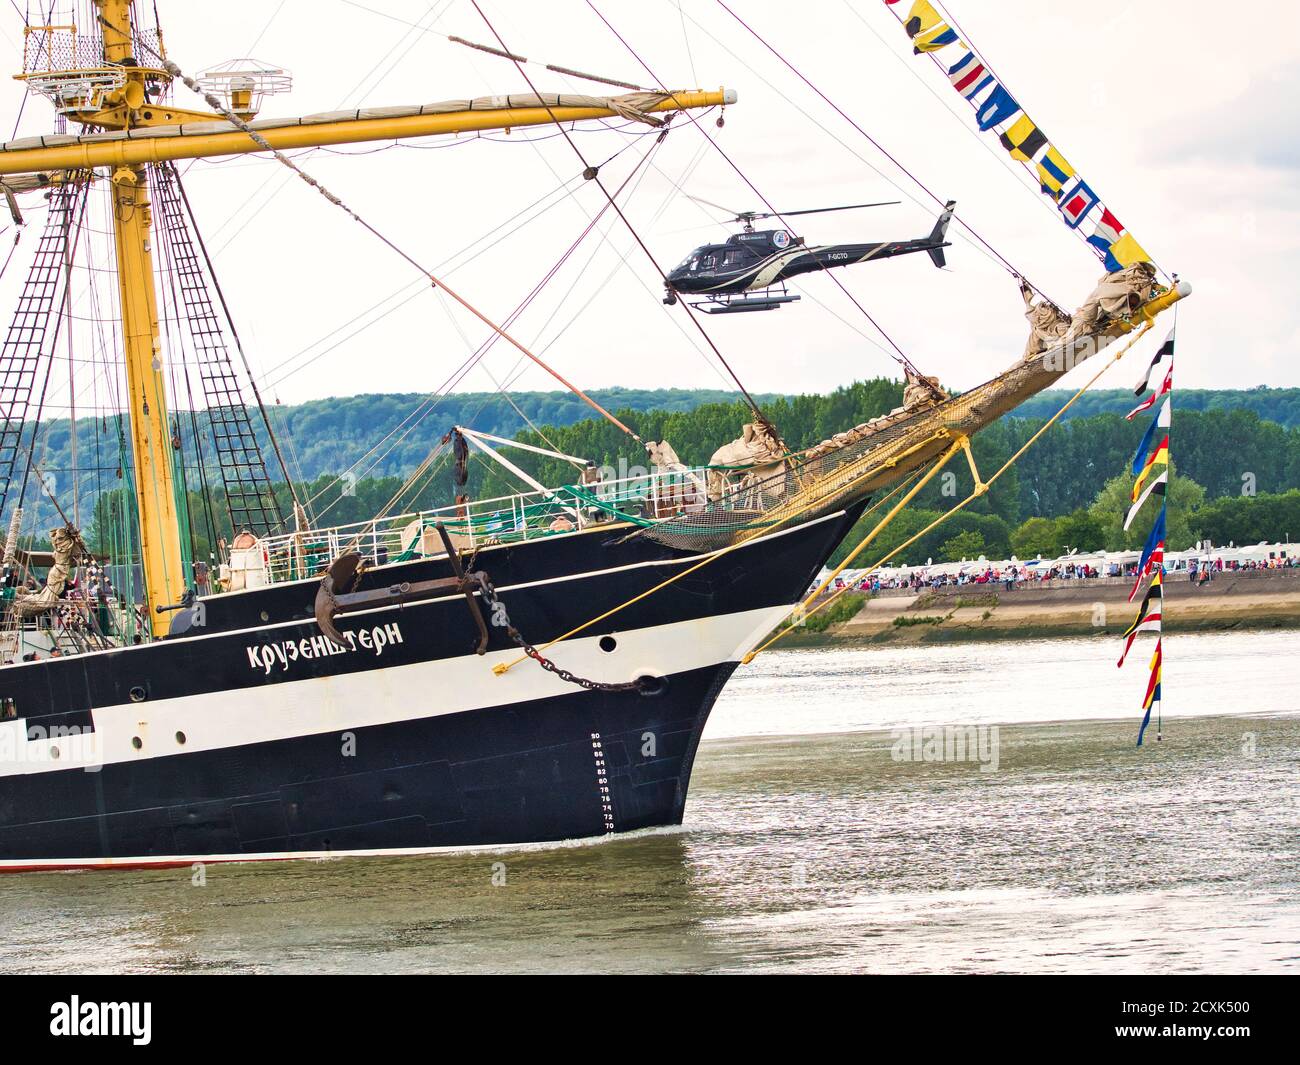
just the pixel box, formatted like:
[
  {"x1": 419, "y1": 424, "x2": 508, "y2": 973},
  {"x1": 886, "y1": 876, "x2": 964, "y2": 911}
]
[
  {"x1": 707, "y1": 422, "x2": 786, "y2": 502},
  {"x1": 13, "y1": 525, "x2": 82, "y2": 617}
]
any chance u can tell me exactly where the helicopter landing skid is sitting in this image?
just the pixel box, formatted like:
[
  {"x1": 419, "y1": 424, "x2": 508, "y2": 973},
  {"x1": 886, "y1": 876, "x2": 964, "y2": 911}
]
[{"x1": 693, "y1": 292, "x2": 801, "y2": 314}]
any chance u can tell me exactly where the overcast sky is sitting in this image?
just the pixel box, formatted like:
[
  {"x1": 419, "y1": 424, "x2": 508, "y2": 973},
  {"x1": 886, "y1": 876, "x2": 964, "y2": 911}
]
[{"x1": 2, "y1": 0, "x2": 1295, "y2": 420}]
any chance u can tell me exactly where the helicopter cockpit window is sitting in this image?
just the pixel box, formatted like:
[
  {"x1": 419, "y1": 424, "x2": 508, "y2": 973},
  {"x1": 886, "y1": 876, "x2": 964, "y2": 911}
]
[
  {"x1": 698, "y1": 253, "x2": 718, "y2": 272},
  {"x1": 723, "y1": 248, "x2": 755, "y2": 266}
]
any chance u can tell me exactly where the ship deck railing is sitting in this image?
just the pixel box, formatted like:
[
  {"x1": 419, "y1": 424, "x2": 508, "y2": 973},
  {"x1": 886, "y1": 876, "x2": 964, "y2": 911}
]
[{"x1": 252, "y1": 464, "x2": 731, "y2": 587}]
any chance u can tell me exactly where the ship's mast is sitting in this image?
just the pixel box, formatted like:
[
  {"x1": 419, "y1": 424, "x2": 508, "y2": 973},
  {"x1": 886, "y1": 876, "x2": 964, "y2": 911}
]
[
  {"x1": 94, "y1": 0, "x2": 186, "y2": 634},
  {"x1": 4, "y1": 2, "x2": 733, "y2": 638}
]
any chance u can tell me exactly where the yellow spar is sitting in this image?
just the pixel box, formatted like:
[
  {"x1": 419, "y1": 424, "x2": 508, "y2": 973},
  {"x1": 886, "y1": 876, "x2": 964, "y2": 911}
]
[{"x1": 0, "y1": 90, "x2": 736, "y2": 177}]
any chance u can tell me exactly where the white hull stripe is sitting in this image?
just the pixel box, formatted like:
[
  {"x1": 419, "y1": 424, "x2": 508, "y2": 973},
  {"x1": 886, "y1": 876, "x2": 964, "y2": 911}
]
[
  {"x1": 0, "y1": 510, "x2": 845, "y2": 668},
  {"x1": 0, "y1": 604, "x2": 790, "y2": 778}
]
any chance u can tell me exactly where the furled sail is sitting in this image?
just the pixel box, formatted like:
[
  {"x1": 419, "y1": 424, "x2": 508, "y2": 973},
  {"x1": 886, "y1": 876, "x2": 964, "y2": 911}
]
[
  {"x1": 883, "y1": 0, "x2": 1152, "y2": 273},
  {"x1": 12, "y1": 525, "x2": 84, "y2": 618}
]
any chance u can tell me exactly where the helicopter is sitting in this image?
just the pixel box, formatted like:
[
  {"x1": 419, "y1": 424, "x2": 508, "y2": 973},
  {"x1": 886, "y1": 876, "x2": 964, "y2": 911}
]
[{"x1": 663, "y1": 199, "x2": 956, "y2": 314}]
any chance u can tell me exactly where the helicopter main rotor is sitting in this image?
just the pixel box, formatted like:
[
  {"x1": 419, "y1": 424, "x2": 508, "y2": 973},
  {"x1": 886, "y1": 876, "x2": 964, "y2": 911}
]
[{"x1": 687, "y1": 195, "x2": 901, "y2": 232}]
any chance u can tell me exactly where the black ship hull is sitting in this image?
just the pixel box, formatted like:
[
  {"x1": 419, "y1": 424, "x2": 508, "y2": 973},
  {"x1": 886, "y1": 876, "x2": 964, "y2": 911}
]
[{"x1": 0, "y1": 509, "x2": 859, "y2": 870}]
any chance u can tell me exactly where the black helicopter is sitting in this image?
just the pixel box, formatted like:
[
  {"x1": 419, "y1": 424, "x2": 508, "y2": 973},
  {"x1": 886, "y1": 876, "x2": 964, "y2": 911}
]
[{"x1": 663, "y1": 199, "x2": 956, "y2": 313}]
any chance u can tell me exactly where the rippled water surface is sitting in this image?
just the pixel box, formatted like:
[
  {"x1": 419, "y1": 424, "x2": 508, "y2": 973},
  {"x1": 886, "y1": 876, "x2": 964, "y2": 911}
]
[{"x1": 1, "y1": 631, "x2": 1296, "y2": 973}]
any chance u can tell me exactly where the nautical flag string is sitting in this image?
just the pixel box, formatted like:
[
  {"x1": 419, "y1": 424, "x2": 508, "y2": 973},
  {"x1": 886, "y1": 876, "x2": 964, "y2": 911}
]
[
  {"x1": 1133, "y1": 327, "x2": 1175, "y2": 396},
  {"x1": 1126, "y1": 363, "x2": 1172, "y2": 420},
  {"x1": 1130, "y1": 397, "x2": 1171, "y2": 477},
  {"x1": 1118, "y1": 571, "x2": 1163, "y2": 668},
  {"x1": 1137, "y1": 640, "x2": 1163, "y2": 747},
  {"x1": 1131, "y1": 435, "x2": 1169, "y2": 501},
  {"x1": 882, "y1": 0, "x2": 1154, "y2": 275},
  {"x1": 1124, "y1": 468, "x2": 1168, "y2": 532},
  {"x1": 1119, "y1": 326, "x2": 1176, "y2": 744},
  {"x1": 1129, "y1": 509, "x2": 1166, "y2": 603},
  {"x1": 902, "y1": 0, "x2": 959, "y2": 52}
]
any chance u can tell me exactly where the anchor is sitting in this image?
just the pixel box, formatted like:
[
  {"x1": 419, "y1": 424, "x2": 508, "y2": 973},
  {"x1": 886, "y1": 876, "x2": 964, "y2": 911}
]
[{"x1": 314, "y1": 523, "x2": 490, "y2": 654}]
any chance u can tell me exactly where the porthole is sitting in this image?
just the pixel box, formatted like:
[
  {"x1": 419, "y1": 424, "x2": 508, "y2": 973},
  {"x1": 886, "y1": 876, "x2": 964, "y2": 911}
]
[
  {"x1": 131, "y1": 736, "x2": 143, "y2": 750},
  {"x1": 599, "y1": 635, "x2": 617, "y2": 653},
  {"x1": 175, "y1": 731, "x2": 187, "y2": 746},
  {"x1": 260, "y1": 610, "x2": 270, "y2": 622},
  {"x1": 50, "y1": 746, "x2": 60, "y2": 760},
  {"x1": 129, "y1": 686, "x2": 147, "y2": 703}
]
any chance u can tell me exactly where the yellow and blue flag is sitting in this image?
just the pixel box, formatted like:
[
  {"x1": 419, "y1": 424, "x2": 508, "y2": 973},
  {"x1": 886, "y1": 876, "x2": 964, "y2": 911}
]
[
  {"x1": 1131, "y1": 398, "x2": 1172, "y2": 476},
  {"x1": 1036, "y1": 147, "x2": 1075, "y2": 200},
  {"x1": 904, "y1": 1, "x2": 958, "y2": 52},
  {"x1": 1132, "y1": 436, "x2": 1169, "y2": 502}
]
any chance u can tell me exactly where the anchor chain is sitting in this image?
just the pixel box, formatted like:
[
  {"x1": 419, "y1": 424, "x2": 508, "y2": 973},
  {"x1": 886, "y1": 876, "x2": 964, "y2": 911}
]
[{"x1": 476, "y1": 575, "x2": 649, "y2": 694}]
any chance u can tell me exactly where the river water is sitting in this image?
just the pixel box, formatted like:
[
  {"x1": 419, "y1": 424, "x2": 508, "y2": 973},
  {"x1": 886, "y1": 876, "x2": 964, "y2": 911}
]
[{"x1": 0, "y1": 630, "x2": 1296, "y2": 974}]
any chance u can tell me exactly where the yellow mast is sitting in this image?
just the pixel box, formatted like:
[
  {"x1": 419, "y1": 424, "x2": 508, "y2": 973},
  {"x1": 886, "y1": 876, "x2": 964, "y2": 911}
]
[
  {"x1": 96, "y1": 0, "x2": 185, "y2": 635},
  {"x1": 6, "y1": 2, "x2": 733, "y2": 638}
]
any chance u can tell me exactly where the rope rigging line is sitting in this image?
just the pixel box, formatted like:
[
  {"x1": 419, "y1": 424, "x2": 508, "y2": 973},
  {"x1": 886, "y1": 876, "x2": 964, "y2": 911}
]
[
  {"x1": 742, "y1": 321, "x2": 1156, "y2": 662},
  {"x1": 170, "y1": 167, "x2": 307, "y2": 525},
  {"x1": 188, "y1": 0, "x2": 455, "y2": 252},
  {"x1": 477, "y1": 92, "x2": 740, "y2": 397},
  {"x1": 468, "y1": 0, "x2": 779, "y2": 445},
  {"x1": 436, "y1": 132, "x2": 671, "y2": 400},
  {"x1": 249, "y1": 128, "x2": 670, "y2": 394},
  {"x1": 0, "y1": 226, "x2": 20, "y2": 283},
  {"x1": 15, "y1": 176, "x2": 92, "y2": 515},
  {"x1": 128, "y1": 35, "x2": 649, "y2": 448},
  {"x1": 258, "y1": 155, "x2": 599, "y2": 389},
  {"x1": 455, "y1": 119, "x2": 750, "y2": 483},
  {"x1": 339, "y1": 0, "x2": 456, "y2": 112},
  {"x1": 452, "y1": 127, "x2": 700, "y2": 459},
  {"x1": 583, "y1": 0, "x2": 928, "y2": 389},
  {"x1": 153, "y1": 170, "x2": 257, "y2": 555},
  {"x1": 303, "y1": 132, "x2": 673, "y2": 518},
  {"x1": 338, "y1": 0, "x2": 654, "y2": 93},
  {"x1": 711, "y1": 0, "x2": 1059, "y2": 309}
]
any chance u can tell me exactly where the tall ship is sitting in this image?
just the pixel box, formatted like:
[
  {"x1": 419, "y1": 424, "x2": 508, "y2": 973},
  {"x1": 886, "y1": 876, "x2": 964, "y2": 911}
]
[{"x1": 0, "y1": 1, "x2": 1187, "y2": 870}]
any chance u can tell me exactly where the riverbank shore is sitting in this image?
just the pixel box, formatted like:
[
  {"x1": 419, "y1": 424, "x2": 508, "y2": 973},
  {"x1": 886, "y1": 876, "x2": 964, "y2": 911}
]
[{"x1": 782, "y1": 567, "x2": 1300, "y2": 646}]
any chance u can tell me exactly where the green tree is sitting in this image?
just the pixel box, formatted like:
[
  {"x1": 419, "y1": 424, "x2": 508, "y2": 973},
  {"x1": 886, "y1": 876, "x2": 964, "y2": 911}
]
[
  {"x1": 1088, "y1": 463, "x2": 1206, "y2": 551},
  {"x1": 1052, "y1": 509, "x2": 1107, "y2": 554},
  {"x1": 1011, "y1": 515, "x2": 1056, "y2": 559},
  {"x1": 940, "y1": 529, "x2": 985, "y2": 562},
  {"x1": 1193, "y1": 489, "x2": 1300, "y2": 547}
]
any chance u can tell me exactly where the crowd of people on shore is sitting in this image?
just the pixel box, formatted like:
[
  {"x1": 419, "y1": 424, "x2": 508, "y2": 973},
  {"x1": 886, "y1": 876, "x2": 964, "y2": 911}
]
[
  {"x1": 828, "y1": 547, "x2": 1298, "y2": 595},
  {"x1": 836, "y1": 562, "x2": 1099, "y2": 594}
]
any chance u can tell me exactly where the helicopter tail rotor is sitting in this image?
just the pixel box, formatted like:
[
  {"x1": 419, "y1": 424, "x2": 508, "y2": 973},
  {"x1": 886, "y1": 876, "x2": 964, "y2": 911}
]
[{"x1": 926, "y1": 200, "x2": 957, "y2": 268}]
